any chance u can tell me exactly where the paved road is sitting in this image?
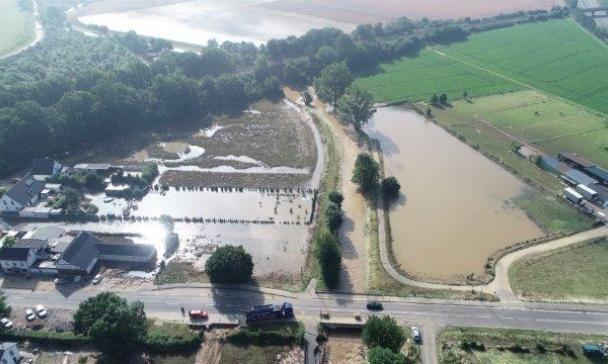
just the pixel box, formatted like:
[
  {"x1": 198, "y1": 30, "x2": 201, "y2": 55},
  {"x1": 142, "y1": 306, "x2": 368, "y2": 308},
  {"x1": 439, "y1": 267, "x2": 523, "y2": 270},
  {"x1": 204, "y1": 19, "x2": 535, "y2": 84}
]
[{"x1": 5, "y1": 287, "x2": 608, "y2": 363}]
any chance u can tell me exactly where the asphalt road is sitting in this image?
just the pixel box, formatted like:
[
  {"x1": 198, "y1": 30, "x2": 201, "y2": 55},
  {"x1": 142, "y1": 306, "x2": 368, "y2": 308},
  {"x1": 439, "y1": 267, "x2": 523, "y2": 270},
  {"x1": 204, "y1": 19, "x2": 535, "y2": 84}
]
[{"x1": 5, "y1": 287, "x2": 608, "y2": 363}]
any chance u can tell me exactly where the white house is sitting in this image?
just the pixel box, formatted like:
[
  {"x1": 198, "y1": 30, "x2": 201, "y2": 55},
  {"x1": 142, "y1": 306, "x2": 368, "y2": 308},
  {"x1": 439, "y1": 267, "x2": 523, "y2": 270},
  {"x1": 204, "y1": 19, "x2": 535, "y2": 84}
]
[
  {"x1": 0, "y1": 342, "x2": 21, "y2": 364},
  {"x1": 31, "y1": 158, "x2": 62, "y2": 181},
  {"x1": 0, "y1": 175, "x2": 45, "y2": 214},
  {"x1": 0, "y1": 239, "x2": 49, "y2": 274}
]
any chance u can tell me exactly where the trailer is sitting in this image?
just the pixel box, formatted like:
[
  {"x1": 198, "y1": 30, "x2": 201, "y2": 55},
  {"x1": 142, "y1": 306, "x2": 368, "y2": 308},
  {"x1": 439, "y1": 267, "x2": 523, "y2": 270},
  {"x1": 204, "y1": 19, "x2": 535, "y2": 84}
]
[
  {"x1": 245, "y1": 302, "x2": 293, "y2": 323},
  {"x1": 576, "y1": 184, "x2": 598, "y2": 201},
  {"x1": 564, "y1": 187, "x2": 583, "y2": 204}
]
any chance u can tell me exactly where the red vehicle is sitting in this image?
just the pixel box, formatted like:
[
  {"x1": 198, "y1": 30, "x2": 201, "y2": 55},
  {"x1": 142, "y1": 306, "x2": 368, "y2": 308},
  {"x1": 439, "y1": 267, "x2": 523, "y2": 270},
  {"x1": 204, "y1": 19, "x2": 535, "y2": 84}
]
[{"x1": 188, "y1": 310, "x2": 208, "y2": 320}]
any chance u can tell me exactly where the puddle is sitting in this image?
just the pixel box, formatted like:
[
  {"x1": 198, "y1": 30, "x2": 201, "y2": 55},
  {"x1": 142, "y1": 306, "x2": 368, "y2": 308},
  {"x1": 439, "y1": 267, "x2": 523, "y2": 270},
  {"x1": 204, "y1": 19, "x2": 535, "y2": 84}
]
[
  {"x1": 214, "y1": 155, "x2": 266, "y2": 166},
  {"x1": 150, "y1": 143, "x2": 205, "y2": 163}
]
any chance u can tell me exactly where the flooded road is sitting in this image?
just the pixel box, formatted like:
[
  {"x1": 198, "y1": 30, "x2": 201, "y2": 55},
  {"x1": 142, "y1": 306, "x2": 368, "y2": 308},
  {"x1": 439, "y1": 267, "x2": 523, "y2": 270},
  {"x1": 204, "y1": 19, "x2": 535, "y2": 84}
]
[{"x1": 365, "y1": 107, "x2": 543, "y2": 280}]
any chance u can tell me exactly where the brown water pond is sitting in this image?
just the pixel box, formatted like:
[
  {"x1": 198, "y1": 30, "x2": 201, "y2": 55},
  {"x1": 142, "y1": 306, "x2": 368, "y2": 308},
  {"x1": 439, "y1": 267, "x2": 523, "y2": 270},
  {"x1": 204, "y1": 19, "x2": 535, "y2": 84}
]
[{"x1": 364, "y1": 107, "x2": 543, "y2": 281}]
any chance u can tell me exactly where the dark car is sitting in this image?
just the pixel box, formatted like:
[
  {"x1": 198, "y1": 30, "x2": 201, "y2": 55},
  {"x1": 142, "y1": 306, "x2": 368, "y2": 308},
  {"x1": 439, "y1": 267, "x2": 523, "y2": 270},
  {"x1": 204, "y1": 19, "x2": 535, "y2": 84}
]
[{"x1": 366, "y1": 301, "x2": 383, "y2": 311}]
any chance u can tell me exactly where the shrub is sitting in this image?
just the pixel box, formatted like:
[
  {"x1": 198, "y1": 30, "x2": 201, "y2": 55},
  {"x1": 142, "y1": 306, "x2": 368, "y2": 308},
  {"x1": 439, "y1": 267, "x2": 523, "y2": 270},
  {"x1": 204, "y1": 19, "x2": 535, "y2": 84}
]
[
  {"x1": 227, "y1": 322, "x2": 304, "y2": 346},
  {"x1": 362, "y1": 316, "x2": 405, "y2": 353},
  {"x1": 381, "y1": 176, "x2": 401, "y2": 199},
  {"x1": 328, "y1": 191, "x2": 344, "y2": 206},
  {"x1": 368, "y1": 346, "x2": 406, "y2": 364},
  {"x1": 0, "y1": 329, "x2": 89, "y2": 346},
  {"x1": 324, "y1": 202, "x2": 343, "y2": 231},
  {"x1": 145, "y1": 323, "x2": 202, "y2": 354}
]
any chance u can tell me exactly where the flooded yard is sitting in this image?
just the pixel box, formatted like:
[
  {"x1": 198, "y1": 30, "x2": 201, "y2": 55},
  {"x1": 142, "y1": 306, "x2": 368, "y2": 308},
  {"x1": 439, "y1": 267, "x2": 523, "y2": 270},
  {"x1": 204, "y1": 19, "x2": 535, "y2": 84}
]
[
  {"x1": 365, "y1": 107, "x2": 543, "y2": 281},
  {"x1": 77, "y1": 0, "x2": 562, "y2": 46}
]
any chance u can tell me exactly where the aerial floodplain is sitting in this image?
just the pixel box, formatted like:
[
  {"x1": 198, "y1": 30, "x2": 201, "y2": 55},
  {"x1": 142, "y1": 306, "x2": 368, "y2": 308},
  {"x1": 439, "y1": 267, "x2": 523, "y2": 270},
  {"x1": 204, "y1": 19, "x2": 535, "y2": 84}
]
[
  {"x1": 77, "y1": 0, "x2": 563, "y2": 46},
  {"x1": 0, "y1": 0, "x2": 34, "y2": 56}
]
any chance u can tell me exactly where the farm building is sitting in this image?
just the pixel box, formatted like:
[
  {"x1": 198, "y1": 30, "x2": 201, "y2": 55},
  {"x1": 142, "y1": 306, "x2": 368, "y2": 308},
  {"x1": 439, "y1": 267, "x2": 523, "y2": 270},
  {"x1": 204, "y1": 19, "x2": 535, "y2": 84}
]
[
  {"x1": 538, "y1": 155, "x2": 570, "y2": 174},
  {"x1": 585, "y1": 166, "x2": 608, "y2": 185},
  {"x1": 557, "y1": 152, "x2": 595, "y2": 169},
  {"x1": 97, "y1": 243, "x2": 156, "y2": 264},
  {"x1": 564, "y1": 187, "x2": 583, "y2": 204},
  {"x1": 57, "y1": 232, "x2": 102, "y2": 277},
  {"x1": 0, "y1": 175, "x2": 45, "y2": 214},
  {"x1": 561, "y1": 169, "x2": 598, "y2": 186}
]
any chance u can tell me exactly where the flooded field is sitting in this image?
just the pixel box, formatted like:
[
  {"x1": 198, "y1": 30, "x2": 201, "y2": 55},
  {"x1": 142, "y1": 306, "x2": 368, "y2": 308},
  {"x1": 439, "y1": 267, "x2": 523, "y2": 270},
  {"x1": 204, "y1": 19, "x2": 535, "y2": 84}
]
[
  {"x1": 18, "y1": 220, "x2": 308, "y2": 276},
  {"x1": 89, "y1": 188, "x2": 314, "y2": 223},
  {"x1": 78, "y1": 0, "x2": 562, "y2": 46},
  {"x1": 365, "y1": 107, "x2": 543, "y2": 281}
]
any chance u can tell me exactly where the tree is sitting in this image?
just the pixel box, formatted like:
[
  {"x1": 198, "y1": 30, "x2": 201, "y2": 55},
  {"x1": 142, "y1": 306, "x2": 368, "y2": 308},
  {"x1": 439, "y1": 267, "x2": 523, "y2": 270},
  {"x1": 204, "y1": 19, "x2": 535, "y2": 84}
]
[
  {"x1": 0, "y1": 291, "x2": 11, "y2": 318},
  {"x1": 381, "y1": 177, "x2": 401, "y2": 199},
  {"x1": 439, "y1": 93, "x2": 448, "y2": 105},
  {"x1": 314, "y1": 62, "x2": 353, "y2": 106},
  {"x1": 328, "y1": 191, "x2": 344, "y2": 206},
  {"x1": 314, "y1": 232, "x2": 341, "y2": 289},
  {"x1": 430, "y1": 94, "x2": 439, "y2": 105},
  {"x1": 368, "y1": 347, "x2": 406, "y2": 364},
  {"x1": 205, "y1": 245, "x2": 253, "y2": 284},
  {"x1": 352, "y1": 153, "x2": 379, "y2": 192},
  {"x1": 303, "y1": 91, "x2": 313, "y2": 106},
  {"x1": 362, "y1": 316, "x2": 406, "y2": 353},
  {"x1": 74, "y1": 292, "x2": 147, "y2": 357},
  {"x1": 337, "y1": 86, "x2": 376, "y2": 130},
  {"x1": 324, "y1": 202, "x2": 343, "y2": 231}
]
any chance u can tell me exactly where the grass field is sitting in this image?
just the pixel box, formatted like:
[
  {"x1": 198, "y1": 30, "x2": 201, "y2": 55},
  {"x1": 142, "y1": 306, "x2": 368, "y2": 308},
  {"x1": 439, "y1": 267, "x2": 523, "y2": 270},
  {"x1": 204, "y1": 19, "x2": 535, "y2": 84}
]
[
  {"x1": 439, "y1": 327, "x2": 608, "y2": 364},
  {"x1": 355, "y1": 49, "x2": 521, "y2": 103},
  {"x1": 510, "y1": 238, "x2": 608, "y2": 301},
  {"x1": 0, "y1": 0, "x2": 34, "y2": 56}
]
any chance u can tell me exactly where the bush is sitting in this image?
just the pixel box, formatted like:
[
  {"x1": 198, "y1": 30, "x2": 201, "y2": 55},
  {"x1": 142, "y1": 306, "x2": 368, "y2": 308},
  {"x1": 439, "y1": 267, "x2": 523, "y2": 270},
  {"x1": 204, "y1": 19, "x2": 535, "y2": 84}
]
[
  {"x1": 314, "y1": 232, "x2": 341, "y2": 289},
  {"x1": 362, "y1": 316, "x2": 406, "y2": 353},
  {"x1": 328, "y1": 191, "x2": 344, "y2": 206},
  {"x1": 0, "y1": 329, "x2": 89, "y2": 346},
  {"x1": 145, "y1": 323, "x2": 202, "y2": 354},
  {"x1": 205, "y1": 245, "x2": 253, "y2": 284},
  {"x1": 324, "y1": 202, "x2": 343, "y2": 231},
  {"x1": 227, "y1": 322, "x2": 304, "y2": 346},
  {"x1": 368, "y1": 346, "x2": 406, "y2": 364}
]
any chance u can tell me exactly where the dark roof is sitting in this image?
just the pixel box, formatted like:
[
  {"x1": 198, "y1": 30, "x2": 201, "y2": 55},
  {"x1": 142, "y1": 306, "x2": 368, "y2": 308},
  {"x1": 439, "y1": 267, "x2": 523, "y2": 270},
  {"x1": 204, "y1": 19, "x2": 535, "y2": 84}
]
[
  {"x1": 0, "y1": 247, "x2": 30, "y2": 261},
  {"x1": 558, "y1": 152, "x2": 595, "y2": 169},
  {"x1": 13, "y1": 239, "x2": 47, "y2": 249},
  {"x1": 4, "y1": 175, "x2": 45, "y2": 205},
  {"x1": 539, "y1": 155, "x2": 570, "y2": 174},
  {"x1": 57, "y1": 232, "x2": 101, "y2": 273},
  {"x1": 586, "y1": 166, "x2": 608, "y2": 182},
  {"x1": 0, "y1": 342, "x2": 16, "y2": 357},
  {"x1": 31, "y1": 158, "x2": 57, "y2": 175},
  {"x1": 562, "y1": 169, "x2": 598, "y2": 186},
  {"x1": 96, "y1": 243, "x2": 155, "y2": 258}
]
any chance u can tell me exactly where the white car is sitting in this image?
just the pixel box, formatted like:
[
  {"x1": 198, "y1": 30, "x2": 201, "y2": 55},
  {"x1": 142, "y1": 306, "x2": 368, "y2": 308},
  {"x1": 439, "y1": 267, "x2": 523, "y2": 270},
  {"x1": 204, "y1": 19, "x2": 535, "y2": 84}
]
[
  {"x1": 0, "y1": 318, "x2": 13, "y2": 329},
  {"x1": 411, "y1": 326, "x2": 421, "y2": 344},
  {"x1": 35, "y1": 305, "x2": 48, "y2": 319},
  {"x1": 25, "y1": 308, "x2": 36, "y2": 321},
  {"x1": 92, "y1": 274, "x2": 103, "y2": 285}
]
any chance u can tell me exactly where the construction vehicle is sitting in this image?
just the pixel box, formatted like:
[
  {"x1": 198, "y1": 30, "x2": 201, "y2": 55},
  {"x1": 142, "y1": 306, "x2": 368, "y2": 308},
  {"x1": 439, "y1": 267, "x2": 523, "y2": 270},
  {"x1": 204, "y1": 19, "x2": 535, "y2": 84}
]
[{"x1": 245, "y1": 302, "x2": 293, "y2": 323}]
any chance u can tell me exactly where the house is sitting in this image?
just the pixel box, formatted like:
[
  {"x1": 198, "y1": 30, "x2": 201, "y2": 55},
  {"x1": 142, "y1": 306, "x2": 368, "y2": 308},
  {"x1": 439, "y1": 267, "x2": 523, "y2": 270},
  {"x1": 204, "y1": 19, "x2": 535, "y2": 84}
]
[
  {"x1": 96, "y1": 243, "x2": 157, "y2": 264},
  {"x1": 0, "y1": 342, "x2": 21, "y2": 364},
  {"x1": 56, "y1": 232, "x2": 101, "y2": 277},
  {"x1": 0, "y1": 239, "x2": 49, "y2": 273},
  {"x1": 557, "y1": 152, "x2": 595, "y2": 170},
  {"x1": 0, "y1": 175, "x2": 45, "y2": 214},
  {"x1": 585, "y1": 166, "x2": 608, "y2": 186},
  {"x1": 31, "y1": 158, "x2": 62, "y2": 181}
]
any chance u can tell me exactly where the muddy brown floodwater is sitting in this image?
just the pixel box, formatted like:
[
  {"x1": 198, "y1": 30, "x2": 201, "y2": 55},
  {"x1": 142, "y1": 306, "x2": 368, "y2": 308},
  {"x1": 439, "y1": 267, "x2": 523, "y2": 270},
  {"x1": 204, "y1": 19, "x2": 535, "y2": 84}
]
[{"x1": 364, "y1": 107, "x2": 543, "y2": 281}]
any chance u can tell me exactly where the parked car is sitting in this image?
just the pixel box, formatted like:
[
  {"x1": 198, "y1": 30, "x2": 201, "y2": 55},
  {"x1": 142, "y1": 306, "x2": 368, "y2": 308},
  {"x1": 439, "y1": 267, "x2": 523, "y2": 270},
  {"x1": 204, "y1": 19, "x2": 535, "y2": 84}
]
[
  {"x1": 0, "y1": 318, "x2": 13, "y2": 329},
  {"x1": 366, "y1": 301, "x2": 383, "y2": 311},
  {"x1": 92, "y1": 274, "x2": 103, "y2": 285},
  {"x1": 411, "y1": 326, "x2": 422, "y2": 344},
  {"x1": 188, "y1": 310, "x2": 208, "y2": 320},
  {"x1": 25, "y1": 308, "x2": 36, "y2": 321},
  {"x1": 35, "y1": 305, "x2": 48, "y2": 318}
]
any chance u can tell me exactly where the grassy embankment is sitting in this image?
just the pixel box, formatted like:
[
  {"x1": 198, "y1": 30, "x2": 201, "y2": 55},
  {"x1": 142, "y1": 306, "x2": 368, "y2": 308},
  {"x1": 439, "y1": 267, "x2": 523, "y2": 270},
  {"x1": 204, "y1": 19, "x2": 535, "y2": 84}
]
[
  {"x1": 439, "y1": 327, "x2": 608, "y2": 364},
  {"x1": 509, "y1": 238, "x2": 608, "y2": 301},
  {"x1": 0, "y1": 0, "x2": 35, "y2": 56}
]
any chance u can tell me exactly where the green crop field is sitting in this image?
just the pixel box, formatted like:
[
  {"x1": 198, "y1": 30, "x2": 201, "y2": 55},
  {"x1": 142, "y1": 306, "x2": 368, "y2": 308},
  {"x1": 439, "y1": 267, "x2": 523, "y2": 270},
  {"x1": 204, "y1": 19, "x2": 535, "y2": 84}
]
[
  {"x1": 0, "y1": 0, "x2": 34, "y2": 56},
  {"x1": 510, "y1": 239, "x2": 608, "y2": 301},
  {"x1": 358, "y1": 19, "x2": 608, "y2": 115},
  {"x1": 436, "y1": 19, "x2": 608, "y2": 114},
  {"x1": 354, "y1": 49, "x2": 522, "y2": 103}
]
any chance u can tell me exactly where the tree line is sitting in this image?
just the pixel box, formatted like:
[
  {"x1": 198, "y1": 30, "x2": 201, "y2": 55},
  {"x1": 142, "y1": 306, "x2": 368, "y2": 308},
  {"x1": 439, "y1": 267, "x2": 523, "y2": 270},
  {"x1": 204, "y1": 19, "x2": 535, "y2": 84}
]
[{"x1": 0, "y1": 3, "x2": 570, "y2": 176}]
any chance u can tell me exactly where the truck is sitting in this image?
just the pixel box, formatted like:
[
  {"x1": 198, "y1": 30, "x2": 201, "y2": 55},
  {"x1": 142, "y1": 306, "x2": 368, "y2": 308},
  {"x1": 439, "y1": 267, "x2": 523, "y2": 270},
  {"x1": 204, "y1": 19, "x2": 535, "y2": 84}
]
[{"x1": 245, "y1": 302, "x2": 293, "y2": 323}]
